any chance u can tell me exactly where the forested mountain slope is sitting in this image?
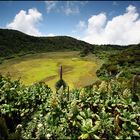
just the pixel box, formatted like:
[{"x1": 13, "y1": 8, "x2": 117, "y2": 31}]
[
  {"x1": 0, "y1": 29, "x2": 93, "y2": 57},
  {"x1": 1, "y1": 29, "x2": 140, "y2": 58}
]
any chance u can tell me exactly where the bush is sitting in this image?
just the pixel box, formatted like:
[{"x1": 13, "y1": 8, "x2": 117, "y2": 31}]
[
  {"x1": 0, "y1": 75, "x2": 139, "y2": 139},
  {"x1": 55, "y1": 79, "x2": 67, "y2": 90}
]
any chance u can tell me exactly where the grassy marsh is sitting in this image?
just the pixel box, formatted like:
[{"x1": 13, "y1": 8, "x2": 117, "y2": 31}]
[{"x1": 0, "y1": 51, "x2": 103, "y2": 89}]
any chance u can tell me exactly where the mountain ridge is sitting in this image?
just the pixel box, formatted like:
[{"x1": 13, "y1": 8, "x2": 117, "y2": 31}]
[
  {"x1": 0, "y1": 29, "x2": 93, "y2": 58},
  {"x1": 0, "y1": 29, "x2": 140, "y2": 59}
]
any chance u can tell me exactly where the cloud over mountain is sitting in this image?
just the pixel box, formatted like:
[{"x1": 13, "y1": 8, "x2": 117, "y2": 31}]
[
  {"x1": 6, "y1": 8, "x2": 43, "y2": 36},
  {"x1": 83, "y1": 5, "x2": 140, "y2": 45}
]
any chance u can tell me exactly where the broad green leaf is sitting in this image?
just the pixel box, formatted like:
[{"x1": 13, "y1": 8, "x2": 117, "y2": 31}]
[
  {"x1": 79, "y1": 133, "x2": 89, "y2": 139},
  {"x1": 93, "y1": 134, "x2": 100, "y2": 139},
  {"x1": 131, "y1": 122, "x2": 139, "y2": 127},
  {"x1": 133, "y1": 130, "x2": 140, "y2": 137},
  {"x1": 77, "y1": 115, "x2": 83, "y2": 120}
]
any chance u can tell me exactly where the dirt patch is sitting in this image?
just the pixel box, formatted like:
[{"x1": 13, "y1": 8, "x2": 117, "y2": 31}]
[
  {"x1": 39, "y1": 75, "x2": 57, "y2": 82},
  {"x1": 56, "y1": 64, "x2": 74, "y2": 74},
  {"x1": 38, "y1": 65, "x2": 74, "y2": 83},
  {"x1": 63, "y1": 65, "x2": 73, "y2": 73}
]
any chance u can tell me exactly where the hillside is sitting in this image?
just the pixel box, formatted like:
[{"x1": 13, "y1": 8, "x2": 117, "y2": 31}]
[
  {"x1": 0, "y1": 29, "x2": 93, "y2": 58},
  {"x1": 0, "y1": 29, "x2": 136, "y2": 59},
  {"x1": 96, "y1": 44, "x2": 140, "y2": 79},
  {"x1": 0, "y1": 30, "x2": 140, "y2": 140},
  {"x1": 0, "y1": 28, "x2": 140, "y2": 81}
]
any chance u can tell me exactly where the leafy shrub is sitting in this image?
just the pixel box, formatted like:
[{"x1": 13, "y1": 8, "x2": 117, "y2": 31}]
[
  {"x1": 55, "y1": 79, "x2": 67, "y2": 91},
  {"x1": 0, "y1": 75, "x2": 139, "y2": 139}
]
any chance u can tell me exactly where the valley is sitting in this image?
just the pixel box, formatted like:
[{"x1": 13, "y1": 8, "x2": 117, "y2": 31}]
[
  {"x1": 0, "y1": 29, "x2": 140, "y2": 140},
  {"x1": 0, "y1": 51, "x2": 103, "y2": 89}
]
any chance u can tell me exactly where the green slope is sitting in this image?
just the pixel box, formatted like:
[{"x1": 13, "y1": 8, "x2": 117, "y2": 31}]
[{"x1": 0, "y1": 29, "x2": 93, "y2": 58}]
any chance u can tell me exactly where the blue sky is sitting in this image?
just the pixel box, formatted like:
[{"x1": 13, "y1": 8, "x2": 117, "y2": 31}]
[{"x1": 0, "y1": 1, "x2": 140, "y2": 45}]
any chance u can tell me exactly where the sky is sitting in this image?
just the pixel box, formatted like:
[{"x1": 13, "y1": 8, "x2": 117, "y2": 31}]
[{"x1": 0, "y1": 1, "x2": 140, "y2": 45}]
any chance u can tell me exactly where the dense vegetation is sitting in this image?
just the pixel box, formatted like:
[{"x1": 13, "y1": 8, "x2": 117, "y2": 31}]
[
  {"x1": 0, "y1": 29, "x2": 138, "y2": 60},
  {"x1": 0, "y1": 29, "x2": 93, "y2": 59},
  {"x1": 0, "y1": 75, "x2": 140, "y2": 139},
  {"x1": 96, "y1": 44, "x2": 140, "y2": 81},
  {"x1": 0, "y1": 28, "x2": 140, "y2": 139}
]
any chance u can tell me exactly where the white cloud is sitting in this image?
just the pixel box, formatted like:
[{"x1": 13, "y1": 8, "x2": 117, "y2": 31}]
[
  {"x1": 45, "y1": 1, "x2": 57, "y2": 13},
  {"x1": 62, "y1": 1, "x2": 80, "y2": 16},
  {"x1": 71, "y1": 20, "x2": 86, "y2": 37},
  {"x1": 64, "y1": 7, "x2": 79, "y2": 15},
  {"x1": 87, "y1": 13, "x2": 106, "y2": 35},
  {"x1": 77, "y1": 20, "x2": 86, "y2": 30},
  {"x1": 83, "y1": 5, "x2": 140, "y2": 45},
  {"x1": 6, "y1": 8, "x2": 43, "y2": 36},
  {"x1": 126, "y1": 4, "x2": 136, "y2": 13},
  {"x1": 45, "y1": 1, "x2": 83, "y2": 16},
  {"x1": 47, "y1": 33, "x2": 55, "y2": 37}
]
